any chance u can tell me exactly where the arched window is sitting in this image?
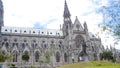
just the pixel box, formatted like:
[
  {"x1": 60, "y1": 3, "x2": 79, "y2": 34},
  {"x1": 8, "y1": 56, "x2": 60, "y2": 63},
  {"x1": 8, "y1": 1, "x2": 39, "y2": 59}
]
[
  {"x1": 92, "y1": 46, "x2": 94, "y2": 51},
  {"x1": 59, "y1": 40, "x2": 63, "y2": 49},
  {"x1": 2, "y1": 42, "x2": 4, "y2": 46},
  {"x1": 23, "y1": 51, "x2": 29, "y2": 62},
  {"x1": 35, "y1": 51, "x2": 39, "y2": 62},
  {"x1": 22, "y1": 43, "x2": 25, "y2": 49},
  {"x1": 31, "y1": 43, "x2": 34, "y2": 48},
  {"x1": 50, "y1": 40, "x2": 55, "y2": 48},
  {"x1": 31, "y1": 40, "x2": 37, "y2": 49},
  {"x1": 35, "y1": 44, "x2": 37, "y2": 48},
  {"x1": 13, "y1": 51, "x2": 18, "y2": 62},
  {"x1": 64, "y1": 53, "x2": 68, "y2": 62},
  {"x1": 56, "y1": 52, "x2": 60, "y2": 62},
  {"x1": 5, "y1": 42, "x2": 9, "y2": 48},
  {"x1": 12, "y1": 43, "x2": 15, "y2": 47},
  {"x1": 75, "y1": 35, "x2": 84, "y2": 48},
  {"x1": 24, "y1": 51, "x2": 29, "y2": 55}
]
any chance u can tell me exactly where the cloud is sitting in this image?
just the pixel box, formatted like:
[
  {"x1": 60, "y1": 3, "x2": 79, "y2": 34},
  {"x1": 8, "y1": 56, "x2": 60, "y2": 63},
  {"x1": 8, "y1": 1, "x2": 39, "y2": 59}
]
[
  {"x1": 3, "y1": 0, "x2": 120, "y2": 49},
  {"x1": 2, "y1": 0, "x2": 105, "y2": 32}
]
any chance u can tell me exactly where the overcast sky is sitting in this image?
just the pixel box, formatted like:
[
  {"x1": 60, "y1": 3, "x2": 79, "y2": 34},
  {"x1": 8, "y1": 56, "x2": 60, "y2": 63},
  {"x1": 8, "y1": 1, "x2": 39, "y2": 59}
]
[
  {"x1": 2, "y1": 0, "x2": 120, "y2": 49},
  {"x1": 2, "y1": 0, "x2": 105, "y2": 30}
]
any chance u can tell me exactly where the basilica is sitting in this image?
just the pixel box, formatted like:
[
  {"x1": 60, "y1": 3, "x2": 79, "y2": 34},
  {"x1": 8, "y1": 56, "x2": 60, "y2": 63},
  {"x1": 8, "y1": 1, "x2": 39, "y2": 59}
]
[{"x1": 0, "y1": 0, "x2": 104, "y2": 68}]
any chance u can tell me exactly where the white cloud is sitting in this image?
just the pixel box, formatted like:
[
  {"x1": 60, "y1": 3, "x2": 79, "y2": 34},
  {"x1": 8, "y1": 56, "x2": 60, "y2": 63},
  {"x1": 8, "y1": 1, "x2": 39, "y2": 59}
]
[
  {"x1": 3, "y1": 0, "x2": 120, "y2": 49},
  {"x1": 3, "y1": 0, "x2": 101, "y2": 29}
]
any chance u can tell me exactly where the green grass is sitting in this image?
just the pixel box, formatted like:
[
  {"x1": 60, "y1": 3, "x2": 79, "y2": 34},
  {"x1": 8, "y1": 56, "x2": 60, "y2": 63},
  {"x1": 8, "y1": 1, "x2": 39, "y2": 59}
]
[{"x1": 56, "y1": 61, "x2": 120, "y2": 68}]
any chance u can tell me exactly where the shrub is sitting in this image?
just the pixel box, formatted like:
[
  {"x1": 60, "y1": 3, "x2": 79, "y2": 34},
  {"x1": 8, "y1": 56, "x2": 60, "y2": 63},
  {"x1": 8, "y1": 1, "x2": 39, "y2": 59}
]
[{"x1": 22, "y1": 54, "x2": 29, "y2": 61}]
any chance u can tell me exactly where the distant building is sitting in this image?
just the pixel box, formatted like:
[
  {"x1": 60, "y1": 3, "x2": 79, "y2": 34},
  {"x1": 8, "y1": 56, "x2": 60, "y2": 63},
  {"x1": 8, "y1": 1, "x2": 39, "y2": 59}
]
[{"x1": 0, "y1": 0, "x2": 104, "y2": 67}]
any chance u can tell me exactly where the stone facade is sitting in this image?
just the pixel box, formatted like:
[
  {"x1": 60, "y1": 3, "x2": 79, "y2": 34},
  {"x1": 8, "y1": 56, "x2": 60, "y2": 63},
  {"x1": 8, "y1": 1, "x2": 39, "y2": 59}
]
[{"x1": 0, "y1": 0, "x2": 104, "y2": 68}]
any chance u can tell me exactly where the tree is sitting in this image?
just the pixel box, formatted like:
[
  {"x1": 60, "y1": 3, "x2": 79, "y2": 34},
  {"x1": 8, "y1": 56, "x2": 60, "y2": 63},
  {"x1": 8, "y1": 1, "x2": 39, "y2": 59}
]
[
  {"x1": 0, "y1": 54, "x2": 6, "y2": 62},
  {"x1": 39, "y1": 49, "x2": 55, "y2": 68},
  {"x1": 100, "y1": 51, "x2": 115, "y2": 62},
  {"x1": 0, "y1": 50, "x2": 13, "y2": 62},
  {"x1": 96, "y1": 0, "x2": 120, "y2": 40}
]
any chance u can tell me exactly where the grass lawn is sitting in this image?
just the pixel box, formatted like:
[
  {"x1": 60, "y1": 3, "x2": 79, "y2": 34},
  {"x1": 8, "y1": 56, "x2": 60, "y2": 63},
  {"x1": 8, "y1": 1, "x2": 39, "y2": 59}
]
[{"x1": 56, "y1": 61, "x2": 120, "y2": 68}]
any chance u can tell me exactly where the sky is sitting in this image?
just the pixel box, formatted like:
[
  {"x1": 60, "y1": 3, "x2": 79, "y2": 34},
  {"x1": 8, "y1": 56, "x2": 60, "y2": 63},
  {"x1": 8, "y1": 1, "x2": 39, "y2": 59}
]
[{"x1": 2, "y1": 0, "x2": 120, "y2": 49}]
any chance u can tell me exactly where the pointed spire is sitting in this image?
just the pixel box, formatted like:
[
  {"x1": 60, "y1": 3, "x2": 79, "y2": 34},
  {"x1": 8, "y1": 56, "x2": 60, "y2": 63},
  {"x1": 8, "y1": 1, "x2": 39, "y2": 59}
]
[
  {"x1": 63, "y1": 0, "x2": 71, "y2": 17},
  {"x1": 0, "y1": 0, "x2": 4, "y2": 26}
]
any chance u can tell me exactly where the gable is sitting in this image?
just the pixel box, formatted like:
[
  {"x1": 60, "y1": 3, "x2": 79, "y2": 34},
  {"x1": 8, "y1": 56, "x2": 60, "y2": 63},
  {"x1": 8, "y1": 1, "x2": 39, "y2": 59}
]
[{"x1": 73, "y1": 17, "x2": 84, "y2": 31}]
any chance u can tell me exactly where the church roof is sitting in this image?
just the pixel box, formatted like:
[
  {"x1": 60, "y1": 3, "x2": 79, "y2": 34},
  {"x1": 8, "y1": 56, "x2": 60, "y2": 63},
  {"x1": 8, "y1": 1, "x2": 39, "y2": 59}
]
[{"x1": 1, "y1": 26, "x2": 63, "y2": 36}]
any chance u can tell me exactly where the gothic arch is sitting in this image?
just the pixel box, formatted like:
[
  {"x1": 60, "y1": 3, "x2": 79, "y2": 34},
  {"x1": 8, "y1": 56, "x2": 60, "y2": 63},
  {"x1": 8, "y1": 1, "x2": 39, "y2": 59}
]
[
  {"x1": 2, "y1": 42, "x2": 4, "y2": 47},
  {"x1": 13, "y1": 50, "x2": 18, "y2": 62},
  {"x1": 31, "y1": 39, "x2": 37, "y2": 49},
  {"x1": 5, "y1": 42, "x2": 9, "y2": 48},
  {"x1": 64, "y1": 53, "x2": 68, "y2": 62},
  {"x1": 24, "y1": 51, "x2": 29, "y2": 55},
  {"x1": 78, "y1": 51, "x2": 84, "y2": 62},
  {"x1": 75, "y1": 35, "x2": 84, "y2": 48},
  {"x1": 35, "y1": 51, "x2": 40, "y2": 62},
  {"x1": 56, "y1": 51, "x2": 60, "y2": 62}
]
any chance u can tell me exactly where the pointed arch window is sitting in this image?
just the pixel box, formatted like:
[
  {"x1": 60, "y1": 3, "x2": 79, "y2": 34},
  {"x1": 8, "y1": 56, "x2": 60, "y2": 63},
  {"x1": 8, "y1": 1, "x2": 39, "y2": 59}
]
[
  {"x1": 2, "y1": 42, "x2": 4, "y2": 46},
  {"x1": 31, "y1": 40, "x2": 37, "y2": 49},
  {"x1": 22, "y1": 43, "x2": 25, "y2": 49},
  {"x1": 12, "y1": 43, "x2": 15, "y2": 47},
  {"x1": 13, "y1": 51, "x2": 18, "y2": 62},
  {"x1": 35, "y1": 51, "x2": 39, "y2": 62},
  {"x1": 23, "y1": 51, "x2": 29, "y2": 62},
  {"x1": 56, "y1": 52, "x2": 60, "y2": 62},
  {"x1": 41, "y1": 40, "x2": 47, "y2": 49},
  {"x1": 75, "y1": 35, "x2": 84, "y2": 48},
  {"x1": 24, "y1": 51, "x2": 29, "y2": 55},
  {"x1": 64, "y1": 53, "x2": 68, "y2": 62},
  {"x1": 76, "y1": 24, "x2": 80, "y2": 30},
  {"x1": 5, "y1": 42, "x2": 9, "y2": 48}
]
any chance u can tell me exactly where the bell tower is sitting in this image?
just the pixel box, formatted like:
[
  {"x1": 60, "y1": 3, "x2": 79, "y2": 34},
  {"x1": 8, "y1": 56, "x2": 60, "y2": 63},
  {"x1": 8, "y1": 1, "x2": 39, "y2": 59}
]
[
  {"x1": 0, "y1": 0, "x2": 3, "y2": 48},
  {"x1": 62, "y1": 0, "x2": 72, "y2": 36},
  {"x1": 0, "y1": 0, "x2": 4, "y2": 27}
]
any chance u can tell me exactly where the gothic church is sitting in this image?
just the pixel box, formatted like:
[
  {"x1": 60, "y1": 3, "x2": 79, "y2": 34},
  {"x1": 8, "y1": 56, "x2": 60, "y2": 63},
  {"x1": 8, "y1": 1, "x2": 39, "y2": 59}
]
[{"x1": 0, "y1": 0, "x2": 104, "y2": 67}]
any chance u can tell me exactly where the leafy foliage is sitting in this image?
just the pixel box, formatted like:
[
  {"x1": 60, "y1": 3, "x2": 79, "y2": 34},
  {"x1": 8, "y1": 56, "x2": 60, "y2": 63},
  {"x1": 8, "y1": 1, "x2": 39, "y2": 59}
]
[
  {"x1": 100, "y1": 51, "x2": 115, "y2": 62},
  {"x1": 0, "y1": 50, "x2": 13, "y2": 62},
  {"x1": 22, "y1": 54, "x2": 29, "y2": 61},
  {"x1": 97, "y1": 0, "x2": 120, "y2": 40},
  {"x1": 0, "y1": 54, "x2": 6, "y2": 62}
]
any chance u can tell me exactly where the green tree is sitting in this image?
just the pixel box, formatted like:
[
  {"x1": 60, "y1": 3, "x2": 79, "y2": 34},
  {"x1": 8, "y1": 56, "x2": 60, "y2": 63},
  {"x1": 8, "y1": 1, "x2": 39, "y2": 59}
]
[
  {"x1": 96, "y1": 0, "x2": 120, "y2": 40},
  {"x1": 100, "y1": 51, "x2": 115, "y2": 62},
  {"x1": 0, "y1": 50, "x2": 13, "y2": 62}
]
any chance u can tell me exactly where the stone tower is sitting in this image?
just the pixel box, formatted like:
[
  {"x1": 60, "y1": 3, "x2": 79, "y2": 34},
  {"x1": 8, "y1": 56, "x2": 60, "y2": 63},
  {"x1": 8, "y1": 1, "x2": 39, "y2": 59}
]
[
  {"x1": 62, "y1": 0, "x2": 72, "y2": 36},
  {"x1": 0, "y1": 0, "x2": 4, "y2": 27},
  {"x1": 0, "y1": 0, "x2": 3, "y2": 48}
]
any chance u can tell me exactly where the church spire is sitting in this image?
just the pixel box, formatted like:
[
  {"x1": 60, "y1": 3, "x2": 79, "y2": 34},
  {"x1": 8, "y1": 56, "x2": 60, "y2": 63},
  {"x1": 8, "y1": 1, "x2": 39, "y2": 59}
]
[
  {"x1": 0, "y1": 0, "x2": 4, "y2": 26},
  {"x1": 63, "y1": 0, "x2": 71, "y2": 18}
]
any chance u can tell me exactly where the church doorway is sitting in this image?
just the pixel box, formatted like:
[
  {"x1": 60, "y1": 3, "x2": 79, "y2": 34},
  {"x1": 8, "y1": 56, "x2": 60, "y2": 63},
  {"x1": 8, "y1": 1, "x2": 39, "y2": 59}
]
[{"x1": 78, "y1": 52, "x2": 84, "y2": 61}]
